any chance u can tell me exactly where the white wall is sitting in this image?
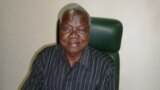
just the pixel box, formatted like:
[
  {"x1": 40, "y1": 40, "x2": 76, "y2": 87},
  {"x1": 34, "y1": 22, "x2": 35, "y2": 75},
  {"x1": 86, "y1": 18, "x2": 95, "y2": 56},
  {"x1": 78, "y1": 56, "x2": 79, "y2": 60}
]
[{"x1": 0, "y1": 0, "x2": 160, "y2": 90}]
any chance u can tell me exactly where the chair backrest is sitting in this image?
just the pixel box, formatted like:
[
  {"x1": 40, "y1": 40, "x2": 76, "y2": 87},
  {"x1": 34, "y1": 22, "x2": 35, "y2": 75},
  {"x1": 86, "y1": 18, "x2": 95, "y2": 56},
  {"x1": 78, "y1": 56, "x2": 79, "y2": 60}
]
[{"x1": 89, "y1": 17, "x2": 123, "y2": 90}]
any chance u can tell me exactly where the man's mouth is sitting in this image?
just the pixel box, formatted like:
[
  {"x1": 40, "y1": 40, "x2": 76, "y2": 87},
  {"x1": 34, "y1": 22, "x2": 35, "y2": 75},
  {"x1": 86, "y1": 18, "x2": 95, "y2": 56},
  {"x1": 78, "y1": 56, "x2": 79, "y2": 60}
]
[
  {"x1": 71, "y1": 43, "x2": 77, "y2": 47},
  {"x1": 69, "y1": 41, "x2": 79, "y2": 47}
]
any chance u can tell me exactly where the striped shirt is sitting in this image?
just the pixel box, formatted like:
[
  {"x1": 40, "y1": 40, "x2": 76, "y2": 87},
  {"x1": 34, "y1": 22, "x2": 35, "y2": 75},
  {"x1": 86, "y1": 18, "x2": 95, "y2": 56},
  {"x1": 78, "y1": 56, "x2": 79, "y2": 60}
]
[{"x1": 22, "y1": 44, "x2": 116, "y2": 90}]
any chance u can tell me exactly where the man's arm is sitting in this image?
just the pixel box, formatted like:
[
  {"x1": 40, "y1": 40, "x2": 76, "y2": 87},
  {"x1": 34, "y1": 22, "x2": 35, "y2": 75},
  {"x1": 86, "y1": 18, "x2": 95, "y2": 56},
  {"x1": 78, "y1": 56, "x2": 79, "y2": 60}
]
[{"x1": 21, "y1": 53, "x2": 45, "y2": 90}]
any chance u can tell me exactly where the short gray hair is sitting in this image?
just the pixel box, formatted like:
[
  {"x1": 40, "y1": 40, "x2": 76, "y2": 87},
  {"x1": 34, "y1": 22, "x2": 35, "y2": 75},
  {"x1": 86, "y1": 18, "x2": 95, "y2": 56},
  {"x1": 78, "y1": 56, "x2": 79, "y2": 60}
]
[{"x1": 58, "y1": 3, "x2": 91, "y2": 26}]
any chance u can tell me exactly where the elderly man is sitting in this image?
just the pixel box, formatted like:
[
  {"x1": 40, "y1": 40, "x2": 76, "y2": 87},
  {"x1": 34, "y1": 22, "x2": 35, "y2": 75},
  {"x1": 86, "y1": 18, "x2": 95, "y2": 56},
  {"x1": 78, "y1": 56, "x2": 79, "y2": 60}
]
[{"x1": 22, "y1": 3, "x2": 116, "y2": 90}]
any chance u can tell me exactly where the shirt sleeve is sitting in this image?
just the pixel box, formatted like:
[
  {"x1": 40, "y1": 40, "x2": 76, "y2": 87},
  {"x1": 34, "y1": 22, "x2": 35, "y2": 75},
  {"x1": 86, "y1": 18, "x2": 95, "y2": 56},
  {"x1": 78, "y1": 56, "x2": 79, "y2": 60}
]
[
  {"x1": 96, "y1": 63, "x2": 117, "y2": 90},
  {"x1": 21, "y1": 53, "x2": 45, "y2": 90}
]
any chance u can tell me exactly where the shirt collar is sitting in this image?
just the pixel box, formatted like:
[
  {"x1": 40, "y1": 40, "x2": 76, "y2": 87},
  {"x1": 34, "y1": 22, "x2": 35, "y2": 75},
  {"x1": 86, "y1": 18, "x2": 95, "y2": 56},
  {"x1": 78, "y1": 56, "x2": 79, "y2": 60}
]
[{"x1": 58, "y1": 44, "x2": 90, "y2": 68}]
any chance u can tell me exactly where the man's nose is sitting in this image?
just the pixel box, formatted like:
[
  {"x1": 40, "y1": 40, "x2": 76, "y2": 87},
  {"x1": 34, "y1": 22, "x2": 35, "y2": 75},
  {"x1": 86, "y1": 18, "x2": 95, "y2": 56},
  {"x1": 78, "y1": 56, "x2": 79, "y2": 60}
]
[{"x1": 69, "y1": 30, "x2": 79, "y2": 38}]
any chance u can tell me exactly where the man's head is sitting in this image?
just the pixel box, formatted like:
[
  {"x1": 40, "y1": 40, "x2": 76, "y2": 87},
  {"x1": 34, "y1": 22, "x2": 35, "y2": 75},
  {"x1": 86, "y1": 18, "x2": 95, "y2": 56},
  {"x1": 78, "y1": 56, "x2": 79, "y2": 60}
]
[{"x1": 59, "y1": 3, "x2": 90, "y2": 56}]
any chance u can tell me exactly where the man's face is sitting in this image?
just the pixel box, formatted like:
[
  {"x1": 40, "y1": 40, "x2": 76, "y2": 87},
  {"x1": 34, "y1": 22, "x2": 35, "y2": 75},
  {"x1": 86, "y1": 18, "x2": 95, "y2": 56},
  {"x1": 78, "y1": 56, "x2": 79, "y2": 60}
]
[{"x1": 60, "y1": 10, "x2": 90, "y2": 55}]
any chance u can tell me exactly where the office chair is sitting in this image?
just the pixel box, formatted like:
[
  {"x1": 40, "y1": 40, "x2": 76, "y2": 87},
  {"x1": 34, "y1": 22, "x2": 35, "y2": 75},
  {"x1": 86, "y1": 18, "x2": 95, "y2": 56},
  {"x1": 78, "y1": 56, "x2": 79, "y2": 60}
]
[
  {"x1": 57, "y1": 17, "x2": 123, "y2": 90},
  {"x1": 89, "y1": 17, "x2": 123, "y2": 90}
]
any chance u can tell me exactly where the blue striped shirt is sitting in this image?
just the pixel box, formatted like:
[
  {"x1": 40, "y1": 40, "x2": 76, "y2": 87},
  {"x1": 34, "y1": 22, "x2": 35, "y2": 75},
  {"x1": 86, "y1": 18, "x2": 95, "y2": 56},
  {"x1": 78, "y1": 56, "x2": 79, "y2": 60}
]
[{"x1": 22, "y1": 44, "x2": 116, "y2": 90}]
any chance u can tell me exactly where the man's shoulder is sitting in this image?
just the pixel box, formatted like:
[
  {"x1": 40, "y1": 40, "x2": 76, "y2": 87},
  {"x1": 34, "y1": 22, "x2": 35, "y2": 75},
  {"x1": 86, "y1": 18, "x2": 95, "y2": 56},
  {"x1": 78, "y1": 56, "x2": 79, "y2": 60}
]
[
  {"x1": 88, "y1": 45, "x2": 110, "y2": 59},
  {"x1": 88, "y1": 45, "x2": 115, "y2": 74},
  {"x1": 38, "y1": 44, "x2": 61, "y2": 55},
  {"x1": 34, "y1": 44, "x2": 62, "y2": 65},
  {"x1": 88, "y1": 45, "x2": 114, "y2": 66}
]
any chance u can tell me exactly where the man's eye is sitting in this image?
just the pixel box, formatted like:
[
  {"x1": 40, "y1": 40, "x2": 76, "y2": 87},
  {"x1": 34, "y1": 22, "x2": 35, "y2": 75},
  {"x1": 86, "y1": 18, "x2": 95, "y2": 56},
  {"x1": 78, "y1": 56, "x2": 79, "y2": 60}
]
[
  {"x1": 78, "y1": 29, "x2": 88, "y2": 34},
  {"x1": 62, "y1": 26, "x2": 72, "y2": 33}
]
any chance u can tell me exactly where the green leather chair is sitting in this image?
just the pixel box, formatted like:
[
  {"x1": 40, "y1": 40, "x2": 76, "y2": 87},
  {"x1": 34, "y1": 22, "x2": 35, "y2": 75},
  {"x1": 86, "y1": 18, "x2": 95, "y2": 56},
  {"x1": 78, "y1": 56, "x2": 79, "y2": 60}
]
[{"x1": 89, "y1": 17, "x2": 123, "y2": 90}]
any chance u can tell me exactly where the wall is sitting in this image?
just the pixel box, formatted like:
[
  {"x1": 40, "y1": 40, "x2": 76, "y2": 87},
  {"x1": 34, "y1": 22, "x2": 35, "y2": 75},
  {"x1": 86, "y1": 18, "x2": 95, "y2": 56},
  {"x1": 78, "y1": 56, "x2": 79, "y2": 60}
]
[{"x1": 0, "y1": 0, "x2": 160, "y2": 90}]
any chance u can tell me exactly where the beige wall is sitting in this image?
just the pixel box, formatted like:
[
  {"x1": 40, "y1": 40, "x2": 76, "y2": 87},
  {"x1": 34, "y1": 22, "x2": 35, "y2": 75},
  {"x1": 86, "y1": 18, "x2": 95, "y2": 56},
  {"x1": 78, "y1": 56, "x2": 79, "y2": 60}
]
[{"x1": 0, "y1": 0, "x2": 160, "y2": 90}]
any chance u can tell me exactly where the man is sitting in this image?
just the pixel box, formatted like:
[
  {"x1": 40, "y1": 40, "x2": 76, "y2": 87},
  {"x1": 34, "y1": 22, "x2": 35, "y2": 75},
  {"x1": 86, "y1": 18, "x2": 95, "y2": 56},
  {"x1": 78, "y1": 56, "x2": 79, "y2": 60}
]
[{"x1": 21, "y1": 3, "x2": 116, "y2": 90}]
